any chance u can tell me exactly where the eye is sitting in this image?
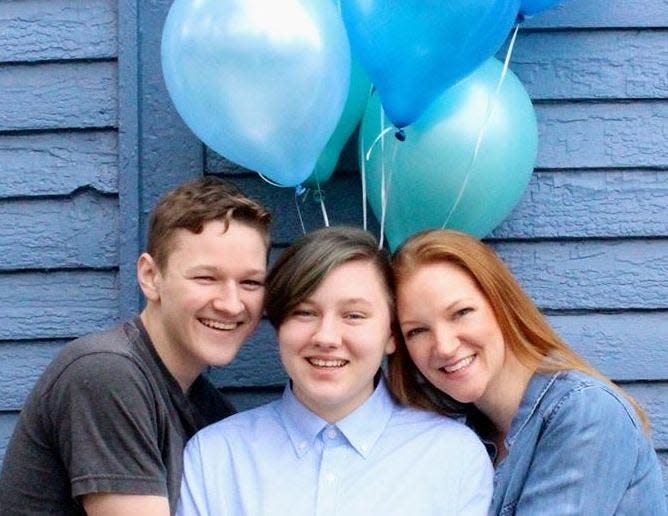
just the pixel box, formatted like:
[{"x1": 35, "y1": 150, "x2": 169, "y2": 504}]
[
  {"x1": 343, "y1": 312, "x2": 367, "y2": 321},
  {"x1": 453, "y1": 307, "x2": 474, "y2": 319},
  {"x1": 241, "y1": 279, "x2": 265, "y2": 290},
  {"x1": 193, "y1": 275, "x2": 216, "y2": 283},
  {"x1": 290, "y1": 307, "x2": 316, "y2": 319},
  {"x1": 404, "y1": 327, "x2": 428, "y2": 340}
]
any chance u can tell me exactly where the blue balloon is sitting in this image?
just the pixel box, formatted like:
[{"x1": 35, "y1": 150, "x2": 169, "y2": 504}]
[
  {"x1": 161, "y1": 0, "x2": 350, "y2": 187},
  {"x1": 520, "y1": 0, "x2": 562, "y2": 16},
  {"x1": 305, "y1": 58, "x2": 370, "y2": 187},
  {"x1": 361, "y1": 59, "x2": 538, "y2": 250},
  {"x1": 341, "y1": 0, "x2": 520, "y2": 128}
]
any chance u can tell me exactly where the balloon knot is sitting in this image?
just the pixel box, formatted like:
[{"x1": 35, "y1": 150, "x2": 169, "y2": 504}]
[
  {"x1": 295, "y1": 184, "x2": 306, "y2": 196},
  {"x1": 394, "y1": 129, "x2": 406, "y2": 142},
  {"x1": 516, "y1": 13, "x2": 527, "y2": 24}
]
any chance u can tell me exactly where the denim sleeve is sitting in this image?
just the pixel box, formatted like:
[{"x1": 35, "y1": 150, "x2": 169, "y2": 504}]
[{"x1": 514, "y1": 385, "x2": 640, "y2": 515}]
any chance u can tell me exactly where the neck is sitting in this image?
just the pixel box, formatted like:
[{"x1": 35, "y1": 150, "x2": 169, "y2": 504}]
[
  {"x1": 475, "y1": 353, "x2": 533, "y2": 437},
  {"x1": 140, "y1": 307, "x2": 198, "y2": 393}
]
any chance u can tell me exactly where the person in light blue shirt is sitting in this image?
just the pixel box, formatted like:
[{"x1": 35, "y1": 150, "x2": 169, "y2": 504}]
[
  {"x1": 389, "y1": 229, "x2": 666, "y2": 515},
  {"x1": 177, "y1": 226, "x2": 493, "y2": 515}
]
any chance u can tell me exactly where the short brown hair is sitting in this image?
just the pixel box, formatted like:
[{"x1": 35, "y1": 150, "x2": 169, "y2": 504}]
[
  {"x1": 146, "y1": 176, "x2": 271, "y2": 269},
  {"x1": 265, "y1": 226, "x2": 394, "y2": 328}
]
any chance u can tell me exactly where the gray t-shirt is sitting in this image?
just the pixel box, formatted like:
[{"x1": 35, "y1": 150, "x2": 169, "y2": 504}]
[{"x1": 0, "y1": 318, "x2": 234, "y2": 515}]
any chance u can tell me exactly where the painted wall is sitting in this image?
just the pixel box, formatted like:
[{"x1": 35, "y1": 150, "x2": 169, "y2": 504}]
[{"x1": 0, "y1": 0, "x2": 666, "y2": 493}]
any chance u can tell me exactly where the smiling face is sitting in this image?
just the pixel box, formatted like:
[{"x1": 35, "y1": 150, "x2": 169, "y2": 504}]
[
  {"x1": 138, "y1": 219, "x2": 267, "y2": 390},
  {"x1": 278, "y1": 259, "x2": 396, "y2": 422},
  {"x1": 397, "y1": 262, "x2": 511, "y2": 409}
]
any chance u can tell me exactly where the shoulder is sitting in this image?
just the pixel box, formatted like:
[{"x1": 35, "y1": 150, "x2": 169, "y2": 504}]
[
  {"x1": 390, "y1": 404, "x2": 488, "y2": 456},
  {"x1": 189, "y1": 400, "x2": 281, "y2": 448},
  {"x1": 537, "y1": 371, "x2": 641, "y2": 432}
]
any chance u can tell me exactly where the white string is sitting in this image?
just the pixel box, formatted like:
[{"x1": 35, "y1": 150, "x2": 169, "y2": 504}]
[
  {"x1": 315, "y1": 182, "x2": 330, "y2": 227},
  {"x1": 359, "y1": 103, "x2": 368, "y2": 231},
  {"x1": 378, "y1": 108, "x2": 390, "y2": 249},
  {"x1": 442, "y1": 22, "x2": 521, "y2": 229},
  {"x1": 294, "y1": 187, "x2": 307, "y2": 234}
]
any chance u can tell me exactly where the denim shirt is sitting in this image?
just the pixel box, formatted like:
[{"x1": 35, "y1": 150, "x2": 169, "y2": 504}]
[{"x1": 489, "y1": 371, "x2": 666, "y2": 515}]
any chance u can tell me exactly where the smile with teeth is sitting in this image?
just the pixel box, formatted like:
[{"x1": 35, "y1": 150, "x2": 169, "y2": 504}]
[
  {"x1": 307, "y1": 358, "x2": 348, "y2": 368},
  {"x1": 441, "y1": 355, "x2": 475, "y2": 374},
  {"x1": 200, "y1": 318, "x2": 240, "y2": 331}
]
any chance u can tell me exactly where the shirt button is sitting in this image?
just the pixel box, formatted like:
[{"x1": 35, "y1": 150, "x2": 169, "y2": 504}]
[
  {"x1": 298, "y1": 442, "x2": 307, "y2": 451},
  {"x1": 326, "y1": 428, "x2": 337, "y2": 439}
]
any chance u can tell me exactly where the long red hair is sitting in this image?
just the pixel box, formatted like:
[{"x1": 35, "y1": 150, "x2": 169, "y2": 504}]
[{"x1": 388, "y1": 229, "x2": 650, "y2": 431}]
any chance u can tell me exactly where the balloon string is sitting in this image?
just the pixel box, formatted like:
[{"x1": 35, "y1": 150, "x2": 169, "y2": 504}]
[
  {"x1": 314, "y1": 182, "x2": 330, "y2": 227},
  {"x1": 359, "y1": 104, "x2": 368, "y2": 231},
  {"x1": 294, "y1": 186, "x2": 307, "y2": 234},
  {"x1": 441, "y1": 22, "x2": 521, "y2": 229},
  {"x1": 378, "y1": 108, "x2": 388, "y2": 249},
  {"x1": 366, "y1": 126, "x2": 394, "y2": 161}
]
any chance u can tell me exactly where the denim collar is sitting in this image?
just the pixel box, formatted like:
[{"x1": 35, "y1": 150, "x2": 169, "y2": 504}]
[
  {"x1": 505, "y1": 371, "x2": 560, "y2": 449},
  {"x1": 278, "y1": 375, "x2": 395, "y2": 460}
]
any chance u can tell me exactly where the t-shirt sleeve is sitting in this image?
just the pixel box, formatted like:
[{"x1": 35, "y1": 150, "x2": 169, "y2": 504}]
[{"x1": 44, "y1": 352, "x2": 168, "y2": 499}]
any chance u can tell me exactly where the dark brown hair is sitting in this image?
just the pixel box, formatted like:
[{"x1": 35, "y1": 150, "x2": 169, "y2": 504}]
[
  {"x1": 146, "y1": 176, "x2": 271, "y2": 269},
  {"x1": 265, "y1": 226, "x2": 394, "y2": 328}
]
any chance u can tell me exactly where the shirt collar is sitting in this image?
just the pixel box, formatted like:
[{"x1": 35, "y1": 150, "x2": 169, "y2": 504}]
[
  {"x1": 506, "y1": 371, "x2": 560, "y2": 447},
  {"x1": 278, "y1": 375, "x2": 397, "y2": 459}
]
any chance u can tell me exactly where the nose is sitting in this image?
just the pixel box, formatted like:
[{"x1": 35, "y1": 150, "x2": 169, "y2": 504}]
[
  {"x1": 432, "y1": 326, "x2": 459, "y2": 360},
  {"x1": 211, "y1": 282, "x2": 245, "y2": 316},
  {"x1": 312, "y1": 314, "x2": 342, "y2": 349}
]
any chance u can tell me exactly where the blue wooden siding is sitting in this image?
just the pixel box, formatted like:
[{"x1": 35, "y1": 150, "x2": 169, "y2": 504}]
[{"x1": 0, "y1": 0, "x2": 666, "y2": 496}]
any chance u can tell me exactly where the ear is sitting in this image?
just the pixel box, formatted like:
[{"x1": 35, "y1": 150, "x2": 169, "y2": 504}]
[
  {"x1": 137, "y1": 253, "x2": 162, "y2": 302},
  {"x1": 384, "y1": 333, "x2": 397, "y2": 355}
]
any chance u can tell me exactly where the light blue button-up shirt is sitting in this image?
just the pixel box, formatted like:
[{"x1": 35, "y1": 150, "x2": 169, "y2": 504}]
[{"x1": 177, "y1": 377, "x2": 492, "y2": 515}]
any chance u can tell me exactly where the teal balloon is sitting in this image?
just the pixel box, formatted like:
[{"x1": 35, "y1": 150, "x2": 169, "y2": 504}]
[
  {"x1": 304, "y1": 58, "x2": 371, "y2": 187},
  {"x1": 361, "y1": 59, "x2": 538, "y2": 250},
  {"x1": 520, "y1": 0, "x2": 562, "y2": 16},
  {"x1": 341, "y1": 0, "x2": 520, "y2": 128},
  {"x1": 161, "y1": 0, "x2": 350, "y2": 187}
]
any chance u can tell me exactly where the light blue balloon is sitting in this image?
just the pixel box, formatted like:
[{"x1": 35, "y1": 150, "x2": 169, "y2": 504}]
[
  {"x1": 361, "y1": 59, "x2": 538, "y2": 250},
  {"x1": 305, "y1": 58, "x2": 370, "y2": 187},
  {"x1": 161, "y1": 0, "x2": 351, "y2": 187},
  {"x1": 341, "y1": 0, "x2": 520, "y2": 128},
  {"x1": 520, "y1": 0, "x2": 562, "y2": 16}
]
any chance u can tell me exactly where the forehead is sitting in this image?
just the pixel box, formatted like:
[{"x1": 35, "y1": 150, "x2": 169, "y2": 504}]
[
  {"x1": 165, "y1": 219, "x2": 268, "y2": 268},
  {"x1": 398, "y1": 262, "x2": 480, "y2": 299},
  {"x1": 311, "y1": 260, "x2": 391, "y2": 302}
]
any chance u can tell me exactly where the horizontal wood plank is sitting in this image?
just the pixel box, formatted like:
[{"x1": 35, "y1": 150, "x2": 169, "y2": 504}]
[
  {"x1": 535, "y1": 101, "x2": 668, "y2": 169},
  {"x1": 493, "y1": 169, "x2": 668, "y2": 238},
  {"x1": 0, "y1": 61, "x2": 117, "y2": 131},
  {"x1": 0, "y1": 131, "x2": 117, "y2": 197},
  {"x1": 522, "y1": 0, "x2": 668, "y2": 29},
  {"x1": 225, "y1": 170, "x2": 668, "y2": 243},
  {"x1": 624, "y1": 383, "x2": 668, "y2": 449},
  {"x1": 0, "y1": 0, "x2": 117, "y2": 63},
  {"x1": 0, "y1": 271, "x2": 119, "y2": 340},
  {"x1": 550, "y1": 313, "x2": 668, "y2": 381},
  {"x1": 510, "y1": 30, "x2": 668, "y2": 100},
  {"x1": 494, "y1": 240, "x2": 668, "y2": 310},
  {"x1": 0, "y1": 193, "x2": 118, "y2": 270}
]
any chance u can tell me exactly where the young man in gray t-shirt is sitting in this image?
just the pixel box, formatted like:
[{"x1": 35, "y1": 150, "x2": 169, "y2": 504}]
[{"x1": 0, "y1": 177, "x2": 271, "y2": 515}]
